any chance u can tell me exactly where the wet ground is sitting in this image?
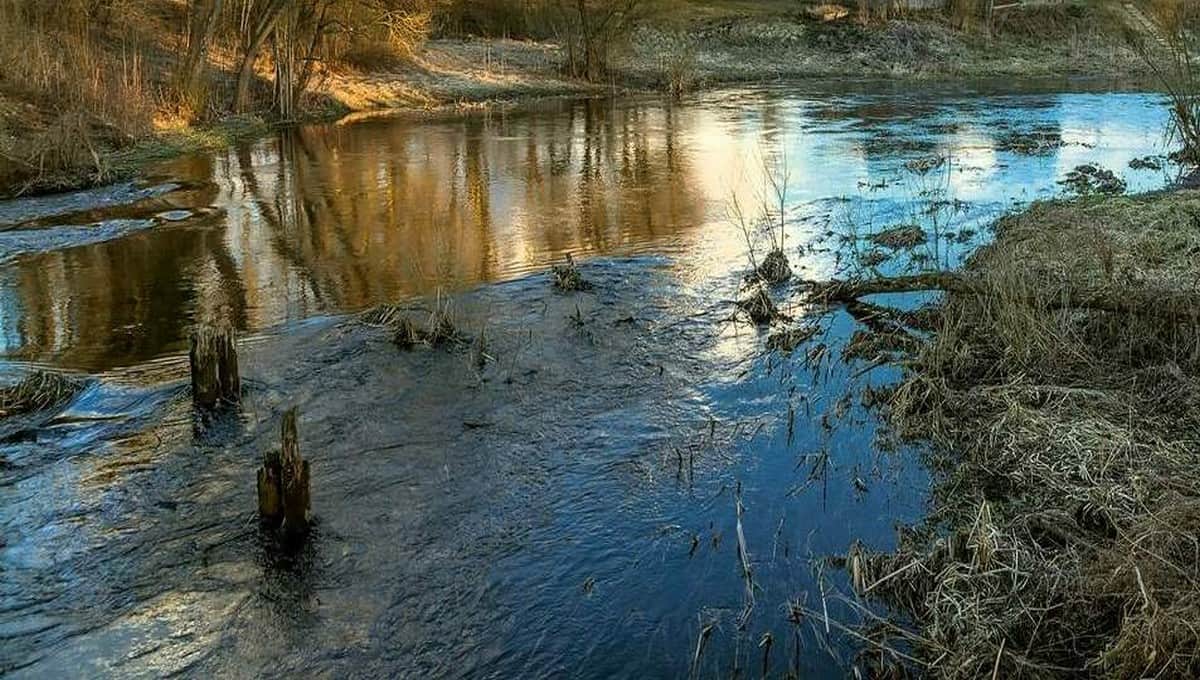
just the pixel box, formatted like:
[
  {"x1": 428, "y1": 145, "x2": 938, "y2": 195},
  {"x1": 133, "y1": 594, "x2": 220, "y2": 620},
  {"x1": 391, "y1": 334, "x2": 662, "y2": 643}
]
[{"x1": 0, "y1": 82, "x2": 1173, "y2": 677}]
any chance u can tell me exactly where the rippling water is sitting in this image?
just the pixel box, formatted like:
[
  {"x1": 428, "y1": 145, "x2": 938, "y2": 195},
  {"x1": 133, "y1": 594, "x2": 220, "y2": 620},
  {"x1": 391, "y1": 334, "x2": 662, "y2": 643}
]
[{"x1": 0, "y1": 82, "x2": 1172, "y2": 677}]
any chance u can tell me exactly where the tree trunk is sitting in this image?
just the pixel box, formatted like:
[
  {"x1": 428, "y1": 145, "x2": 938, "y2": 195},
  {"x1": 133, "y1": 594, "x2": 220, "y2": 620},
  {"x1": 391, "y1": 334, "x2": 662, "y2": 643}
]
[
  {"x1": 234, "y1": 0, "x2": 288, "y2": 113},
  {"x1": 257, "y1": 407, "x2": 311, "y2": 538},
  {"x1": 181, "y1": 0, "x2": 224, "y2": 97},
  {"x1": 189, "y1": 326, "x2": 241, "y2": 410}
]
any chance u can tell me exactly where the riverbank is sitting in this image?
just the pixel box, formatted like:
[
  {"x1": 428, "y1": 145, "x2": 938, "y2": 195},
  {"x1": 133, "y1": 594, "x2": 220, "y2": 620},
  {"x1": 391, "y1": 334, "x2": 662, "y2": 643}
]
[
  {"x1": 0, "y1": 1, "x2": 1158, "y2": 199},
  {"x1": 850, "y1": 189, "x2": 1200, "y2": 676}
]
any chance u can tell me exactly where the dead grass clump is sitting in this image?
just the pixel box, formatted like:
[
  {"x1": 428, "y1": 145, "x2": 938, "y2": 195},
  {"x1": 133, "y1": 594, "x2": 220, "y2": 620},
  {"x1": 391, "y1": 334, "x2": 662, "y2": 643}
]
[
  {"x1": 755, "y1": 248, "x2": 792, "y2": 284},
  {"x1": 857, "y1": 191, "x2": 1200, "y2": 677},
  {"x1": 737, "y1": 283, "x2": 779, "y2": 325},
  {"x1": 869, "y1": 224, "x2": 926, "y2": 250},
  {"x1": 392, "y1": 316, "x2": 423, "y2": 348},
  {"x1": 0, "y1": 0, "x2": 159, "y2": 193},
  {"x1": 397, "y1": 296, "x2": 466, "y2": 349},
  {"x1": 996, "y1": 128, "x2": 1067, "y2": 155},
  {"x1": 552, "y1": 253, "x2": 592, "y2": 291},
  {"x1": 1059, "y1": 164, "x2": 1127, "y2": 196},
  {"x1": 366, "y1": 294, "x2": 468, "y2": 350},
  {"x1": 843, "y1": 328, "x2": 917, "y2": 363},
  {"x1": 658, "y1": 32, "x2": 699, "y2": 99},
  {"x1": 766, "y1": 323, "x2": 818, "y2": 353},
  {"x1": 0, "y1": 371, "x2": 83, "y2": 418}
]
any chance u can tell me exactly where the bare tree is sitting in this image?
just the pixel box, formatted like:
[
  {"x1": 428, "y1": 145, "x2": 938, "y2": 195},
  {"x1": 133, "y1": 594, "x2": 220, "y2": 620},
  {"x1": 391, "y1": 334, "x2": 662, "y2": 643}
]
[
  {"x1": 552, "y1": 0, "x2": 654, "y2": 81},
  {"x1": 181, "y1": 0, "x2": 226, "y2": 98}
]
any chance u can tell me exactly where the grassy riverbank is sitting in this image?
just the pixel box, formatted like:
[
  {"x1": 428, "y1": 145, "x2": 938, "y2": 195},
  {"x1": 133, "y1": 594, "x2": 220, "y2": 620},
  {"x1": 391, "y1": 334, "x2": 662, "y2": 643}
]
[
  {"x1": 856, "y1": 190, "x2": 1200, "y2": 677},
  {"x1": 0, "y1": 0, "x2": 1158, "y2": 199}
]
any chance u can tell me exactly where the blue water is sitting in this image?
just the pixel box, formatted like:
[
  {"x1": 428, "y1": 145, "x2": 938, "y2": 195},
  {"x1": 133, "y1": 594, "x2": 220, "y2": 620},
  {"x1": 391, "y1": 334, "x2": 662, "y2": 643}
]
[{"x1": 0, "y1": 82, "x2": 1174, "y2": 677}]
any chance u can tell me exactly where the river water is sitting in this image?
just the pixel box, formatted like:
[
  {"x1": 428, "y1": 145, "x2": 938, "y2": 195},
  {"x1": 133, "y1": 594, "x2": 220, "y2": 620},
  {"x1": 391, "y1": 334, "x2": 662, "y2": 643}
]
[{"x1": 0, "y1": 82, "x2": 1172, "y2": 677}]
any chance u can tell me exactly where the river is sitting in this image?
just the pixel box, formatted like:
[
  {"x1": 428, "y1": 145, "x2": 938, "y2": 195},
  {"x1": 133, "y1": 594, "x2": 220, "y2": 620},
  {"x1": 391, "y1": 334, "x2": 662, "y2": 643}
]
[{"x1": 0, "y1": 81, "x2": 1172, "y2": 677}]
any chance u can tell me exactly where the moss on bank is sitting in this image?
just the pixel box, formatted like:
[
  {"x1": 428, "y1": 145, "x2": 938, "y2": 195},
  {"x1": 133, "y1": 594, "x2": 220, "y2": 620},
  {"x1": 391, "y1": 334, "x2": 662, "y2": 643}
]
[{"x1": 858, "y1": 191, "x2": 1200, "y2": 677}]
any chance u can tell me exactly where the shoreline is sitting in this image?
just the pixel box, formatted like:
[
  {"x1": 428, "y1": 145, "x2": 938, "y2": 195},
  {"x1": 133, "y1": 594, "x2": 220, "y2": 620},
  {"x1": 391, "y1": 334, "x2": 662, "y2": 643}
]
[
  {"x1": 1, "y1": 1, "x2": 1160, "y2": 200},
  {"x1": 837, "y1": 186, "x2": 1200, "y2": 676},
  {"x1": 4, "y1": 68, "x2": 1160, "y2": 202}
]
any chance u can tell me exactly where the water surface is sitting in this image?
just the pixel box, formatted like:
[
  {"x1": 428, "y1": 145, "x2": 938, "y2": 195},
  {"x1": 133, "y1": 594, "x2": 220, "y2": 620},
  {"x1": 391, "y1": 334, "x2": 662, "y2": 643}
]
[{"x1": 0, "y1": 82, "x2": 1172, "y2": 677}]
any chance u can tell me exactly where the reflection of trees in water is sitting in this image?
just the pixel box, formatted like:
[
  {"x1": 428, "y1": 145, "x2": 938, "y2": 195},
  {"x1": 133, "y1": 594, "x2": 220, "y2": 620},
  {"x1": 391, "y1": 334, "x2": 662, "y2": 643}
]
[
  {"x1": 6, "y1": 99, "x2": 705, "y2": 371},
  {"x1": 3, "y1": 161, "x2": 239, "y2": 370},
  {"x1": 231, "y1": 99, "x2": 704, "y2": 314}
]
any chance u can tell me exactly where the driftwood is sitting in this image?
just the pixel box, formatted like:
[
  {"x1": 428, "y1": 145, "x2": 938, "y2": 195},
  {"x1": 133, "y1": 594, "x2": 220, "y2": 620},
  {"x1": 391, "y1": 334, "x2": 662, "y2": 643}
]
[
  {"x1": 189, "y1": 326, "x2": 240, "y2": 410},
  {"x1": 257, "y1": 407, "x2": 311, "y2": 537},
  {"x1": 810, "y1": 273, "x2": 1200, "y2": 321}
]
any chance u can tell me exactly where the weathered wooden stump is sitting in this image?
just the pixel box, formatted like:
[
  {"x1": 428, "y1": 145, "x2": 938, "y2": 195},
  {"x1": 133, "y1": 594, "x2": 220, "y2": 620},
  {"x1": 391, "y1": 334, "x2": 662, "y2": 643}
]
[
  {"x1": 189, "y1": 326, "x2": 240, "y2": 410},
  {"x1": 257, "y1": 407, "x2": 311, "y2": 537}
]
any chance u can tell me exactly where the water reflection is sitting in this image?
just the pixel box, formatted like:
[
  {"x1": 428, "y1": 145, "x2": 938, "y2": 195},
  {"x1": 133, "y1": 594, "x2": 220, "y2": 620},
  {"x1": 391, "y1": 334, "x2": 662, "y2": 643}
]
[
  {"x1": 0, "y1": 85, "x2": 1172, "y2": 373},
  {"x1": 0, "y1": 83, "x2": 1176, "y2": 678},
  {"x1": 0, "y1": 99, "x2": 708, "y2": 371}
]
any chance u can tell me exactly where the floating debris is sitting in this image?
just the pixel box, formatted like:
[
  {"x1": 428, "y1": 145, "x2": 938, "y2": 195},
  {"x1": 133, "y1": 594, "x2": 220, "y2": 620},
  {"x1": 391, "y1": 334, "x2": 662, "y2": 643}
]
[
  {"x1": 552, "y1": 253, "x2": 592, "y2": 291},
  {"x1": 869, "y1": 225, "x2": 926, "y2": 250},
  {"x1": 858, "y1": 249, "x2": 890, "y2": 268},
  {"x1": 1059, "y1": 164, "x2": 1127, "y2": 196},
  {"x1": 843, "y1": 329, "x2": 918, "y2": 363},
  {"x1": 766, "y1": 324, "x2": 819, "y2": 353},
  {"x1": 997, "y1": 129, "x2": 1067, "y2": 155},
  {"x1": 904, "y1": 156, "x2": 945, "y2": 174},
  {"x1": 1128, "y1": 155, "x2": 1164, "y2": 171}
]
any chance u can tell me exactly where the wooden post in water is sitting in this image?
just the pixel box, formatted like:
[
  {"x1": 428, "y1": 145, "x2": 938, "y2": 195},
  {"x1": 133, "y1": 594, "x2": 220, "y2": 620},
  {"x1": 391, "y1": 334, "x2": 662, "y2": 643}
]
[
  {"x1": 189, "y1": 326, "x2": 240, "y2": 410},
  {"x1": 257, "y1": 407, "x2": 311, "y2": 537}
]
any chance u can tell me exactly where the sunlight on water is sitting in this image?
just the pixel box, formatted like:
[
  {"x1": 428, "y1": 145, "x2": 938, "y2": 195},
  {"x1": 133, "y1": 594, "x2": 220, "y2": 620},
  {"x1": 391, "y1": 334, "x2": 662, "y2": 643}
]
[
  {"x1": 0, "y1": 84, "x2": 1172, "y2": 372},
  {"x1": 0, "y1": 81, "x2": 1177, "y2": 679}
]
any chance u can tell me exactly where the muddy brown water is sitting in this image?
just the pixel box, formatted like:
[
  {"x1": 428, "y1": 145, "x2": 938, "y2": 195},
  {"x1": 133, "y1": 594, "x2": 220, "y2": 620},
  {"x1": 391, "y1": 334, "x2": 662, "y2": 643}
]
[{"x1": 0, "y1": 82, "x2": 1172, "y2": 677}]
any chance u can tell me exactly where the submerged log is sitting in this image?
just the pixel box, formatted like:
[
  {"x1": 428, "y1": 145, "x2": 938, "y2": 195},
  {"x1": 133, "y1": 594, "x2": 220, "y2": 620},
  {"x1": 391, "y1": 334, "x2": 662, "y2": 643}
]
[
  {"x1": 811, "y1": 273, "x2": 1200, "y2": 321},
  {"x1": 257, "y1": 407, "x2": 311, "y2": 537},
  {"x1": 189, "y1": 326, "x2": 240, "y2": 410}
]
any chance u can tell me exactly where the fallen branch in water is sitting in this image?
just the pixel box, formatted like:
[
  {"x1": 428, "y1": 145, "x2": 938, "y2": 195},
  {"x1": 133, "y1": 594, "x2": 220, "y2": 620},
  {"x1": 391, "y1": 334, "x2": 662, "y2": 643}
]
[{"x1": 808, "y1": 273, "x2": 1200, "y2": 320}]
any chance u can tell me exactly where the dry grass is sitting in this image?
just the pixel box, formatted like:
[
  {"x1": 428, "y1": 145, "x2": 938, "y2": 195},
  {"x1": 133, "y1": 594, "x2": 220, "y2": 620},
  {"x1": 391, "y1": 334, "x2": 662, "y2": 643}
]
[
  {"x1": 0, "y1": 0, "x2": 162, "y2": 193},
  {"x1": 552, "y1": 253, "x2": 593, "y2": 292},
  {"x1": 1139, "y1": 1, "x2": 1200, "y2": 164},
  {"x1": 857, "y1": 191, "x2": 1200, "y2": 677},
  {"x1": 367, "y1": 292, "x2": 469, "y2": 349},
  {"x1": 0, "y1": 371, "x2": 83, "y2": 418},
  {"x1": 737, "y1": 282, "x2": 779, "y2": 325}
]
